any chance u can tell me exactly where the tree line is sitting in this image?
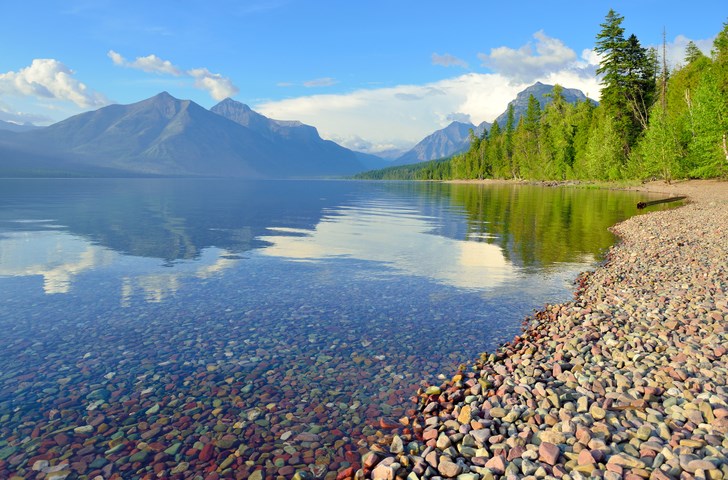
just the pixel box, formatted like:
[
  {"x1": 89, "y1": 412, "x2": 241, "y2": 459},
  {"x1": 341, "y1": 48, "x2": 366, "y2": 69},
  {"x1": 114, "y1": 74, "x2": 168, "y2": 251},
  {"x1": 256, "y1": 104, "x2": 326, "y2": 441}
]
[{"x1": 358, "y1": 11, "x2": 728, "y2": 182}]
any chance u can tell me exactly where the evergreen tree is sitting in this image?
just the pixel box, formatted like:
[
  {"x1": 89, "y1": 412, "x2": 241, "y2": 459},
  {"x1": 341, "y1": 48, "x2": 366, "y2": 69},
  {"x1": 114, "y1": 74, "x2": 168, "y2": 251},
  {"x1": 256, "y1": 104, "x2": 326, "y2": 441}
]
[
  {"x1": 595, "y1": 9, "x2": 656, "y2": 154},
  {"x1": 487, "y1": 122, "x2": 506, "y2": 178},
  {"x1": 541, "y1": 85, "x2": 576, "y2": 179},
  {"x1": 685, "y1": 41, "x2": 705, "y2": 64},
  {"x1": 504, "y1": 105, "x2": 516, "y2": 178}
]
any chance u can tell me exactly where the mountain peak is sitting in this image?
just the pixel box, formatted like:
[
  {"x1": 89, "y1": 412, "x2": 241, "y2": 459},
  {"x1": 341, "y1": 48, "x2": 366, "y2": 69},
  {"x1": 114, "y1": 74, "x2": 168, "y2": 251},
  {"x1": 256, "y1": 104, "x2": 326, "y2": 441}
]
[
  {"x1": 215, "y1": 97, "x2": 252, "y2": 111},
  {"x1": 151, "y1": 91, "x2": 176, "y2": 101},
  {"x1": 493, "y1": 82, "x2": 590, "y2": 126}
]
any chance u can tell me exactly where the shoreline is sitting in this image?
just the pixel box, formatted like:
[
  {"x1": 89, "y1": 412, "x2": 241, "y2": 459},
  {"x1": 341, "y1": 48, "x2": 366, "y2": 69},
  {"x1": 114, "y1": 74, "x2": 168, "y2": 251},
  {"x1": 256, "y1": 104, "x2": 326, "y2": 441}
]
[{"x1": 358, "y1": 179, "x2": 728, "y2": 480}]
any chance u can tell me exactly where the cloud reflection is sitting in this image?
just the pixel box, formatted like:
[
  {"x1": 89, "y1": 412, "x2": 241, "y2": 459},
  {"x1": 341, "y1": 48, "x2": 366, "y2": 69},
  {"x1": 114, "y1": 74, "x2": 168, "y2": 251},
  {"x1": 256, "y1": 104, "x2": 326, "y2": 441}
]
[
  {"x1": 257, "y1": 201, "x2": 516, "y2": 290},
  {"x1": 0, "y1": 230, "x2": 239, "y2": 302}
]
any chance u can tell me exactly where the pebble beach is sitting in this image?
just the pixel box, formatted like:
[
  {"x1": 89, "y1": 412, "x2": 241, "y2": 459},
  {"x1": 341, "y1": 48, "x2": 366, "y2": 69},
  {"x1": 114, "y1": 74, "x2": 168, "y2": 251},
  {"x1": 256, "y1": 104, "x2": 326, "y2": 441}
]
[{"x1": 359, "y1": 180, "x2": 728, "y2": 480}]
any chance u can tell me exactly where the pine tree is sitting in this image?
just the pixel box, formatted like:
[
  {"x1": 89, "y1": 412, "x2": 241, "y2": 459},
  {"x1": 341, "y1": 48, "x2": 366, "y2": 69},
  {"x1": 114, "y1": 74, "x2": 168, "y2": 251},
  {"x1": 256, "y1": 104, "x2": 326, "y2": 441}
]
[
  {"x1": 504, "y1": 105, "x2": 516, "y2": 178},
  {"x1": 594, "y1": 9, "x2": 656, "y2": 154},
  {"x1": 685, "y1": 41, "x2": 705, "y2": 64}
]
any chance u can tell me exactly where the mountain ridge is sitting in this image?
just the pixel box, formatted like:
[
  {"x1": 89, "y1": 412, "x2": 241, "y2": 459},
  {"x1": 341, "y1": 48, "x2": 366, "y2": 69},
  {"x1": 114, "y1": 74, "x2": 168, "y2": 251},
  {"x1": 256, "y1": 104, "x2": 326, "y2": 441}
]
[{"x1": 0, "y1": 93, "x2": 376, "y2": 178}]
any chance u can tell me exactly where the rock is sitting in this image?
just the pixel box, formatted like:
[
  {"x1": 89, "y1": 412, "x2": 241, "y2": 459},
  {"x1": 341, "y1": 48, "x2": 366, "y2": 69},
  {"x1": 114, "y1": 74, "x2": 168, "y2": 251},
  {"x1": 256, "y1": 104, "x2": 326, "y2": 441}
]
[
  {"x1": 362, "y1": 451, "x2": 380, "y2": 469},
  {"x1": 436, "y1": 433, "x2": 452, "y2": 450},
  {"x1": 484, "y1": 455, "x2": 506, "y2": 475},
  {"x1": 372, "y1": 458, "x2": 398, "y2": 480},
  {"x1": 539, "y1": 442, "x2": 560, "y2": 466},
  {"x1": 685, "y1": 459, "x2": 718, "y2": 473},
  {"x1": 249, "y1": 470, "x2": 263, "y2": 480},
  {"x1": 438, "y1": 456, "x2": 463, "y2": 478},
  {"x1": 607, "y1": 453, "x2": 646, "y2": 469},
  {"x1": 425, "y1": 386, "x2": 441, "y2": 395},
  {"x1": 390, "y1": 435, "x2": 404, "y2": 455},
  {"x1": 589, "y1": 404, "x2": 606, "y2": 420},
  {"x1": 458, "y1": 405, "x2": 472, "y2": 425},
  {"x1": 539, "y1": 430, "x2": 566, "y2": 445},
  {"x1": 490, "y1": 407, "x2": 506, "y2": 418},
  {"x1": 577, "y1": 449, "x2": 596, "y2": 465}
]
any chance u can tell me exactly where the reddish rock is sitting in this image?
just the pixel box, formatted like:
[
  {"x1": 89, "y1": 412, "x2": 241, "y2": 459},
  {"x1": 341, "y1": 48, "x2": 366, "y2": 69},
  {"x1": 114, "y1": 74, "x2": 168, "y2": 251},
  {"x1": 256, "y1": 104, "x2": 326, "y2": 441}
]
[
  {"x1": 484, "y1": 455, "x2": 506, "y2": 475},
  {"x1": 423, "y1": 429, "x2": 438, "y2": 441},
  {"x1": 199, "y1": 443, "x2": 214, "y2": 462},
  {"x1": 336, "y1": 466, "x2": 355, "y2": 479},
  {"x1": 507, "y1": 445, "x2": 525, "y2": 461},
  {"x1": 539, "y1": 442, "x2": 560, "y2": 466},
  {"x1": 578, "y1": 449, "x2": 596, "y2": 465}
]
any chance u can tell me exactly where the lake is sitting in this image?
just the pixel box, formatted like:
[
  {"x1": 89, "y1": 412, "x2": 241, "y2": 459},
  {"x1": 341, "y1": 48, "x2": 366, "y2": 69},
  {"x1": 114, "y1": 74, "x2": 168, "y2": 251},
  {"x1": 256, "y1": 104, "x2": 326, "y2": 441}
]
[{"x1": 0, "y1": 179, "x2": 669, "y2": 479}]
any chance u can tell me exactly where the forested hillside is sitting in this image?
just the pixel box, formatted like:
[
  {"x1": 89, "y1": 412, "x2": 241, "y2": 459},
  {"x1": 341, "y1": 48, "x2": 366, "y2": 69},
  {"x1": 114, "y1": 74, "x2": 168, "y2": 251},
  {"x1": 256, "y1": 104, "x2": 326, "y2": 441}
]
[{"x1": 357, "y1": 11, "x2": 728, "y2": 182}]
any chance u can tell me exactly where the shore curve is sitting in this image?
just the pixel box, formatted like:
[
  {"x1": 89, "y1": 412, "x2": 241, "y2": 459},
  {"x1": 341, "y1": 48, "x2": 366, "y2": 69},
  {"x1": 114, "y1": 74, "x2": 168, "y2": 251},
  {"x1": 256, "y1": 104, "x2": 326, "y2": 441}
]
[{"x1": 357, "y1": 180, "x2": 728, "y2": 480}]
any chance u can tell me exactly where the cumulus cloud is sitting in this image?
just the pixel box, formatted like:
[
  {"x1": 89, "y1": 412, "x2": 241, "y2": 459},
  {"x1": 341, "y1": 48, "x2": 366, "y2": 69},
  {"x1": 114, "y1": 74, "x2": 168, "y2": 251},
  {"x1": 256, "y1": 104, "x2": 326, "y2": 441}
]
[
  {"x1": 432, "y1": 53, "x2": 469, "y2": 69},
  {"x1": 188, "y1": 68, "x2": 239, "y2": 100},
  {"x1": 478, "y1": 31, "x2": 590, "y2": 83},
  {"x1": 0, "y1": 59, "x2": 109, "y2": 108},
  {"x1": 303, "y1": 77, "x2": 338, "y2": 87},
  {"x1": 256, "y1": 68, "x2": 602, "y2": 153},
  {"x1": 107, "y1": 50, "x2": 182, "y2": 76},
  {"x1": 257, "y1": 74, "x2": 521, "y2": 151},
  {"x1": 108, "y1": 50, "x2": 238, "y2": 100}
]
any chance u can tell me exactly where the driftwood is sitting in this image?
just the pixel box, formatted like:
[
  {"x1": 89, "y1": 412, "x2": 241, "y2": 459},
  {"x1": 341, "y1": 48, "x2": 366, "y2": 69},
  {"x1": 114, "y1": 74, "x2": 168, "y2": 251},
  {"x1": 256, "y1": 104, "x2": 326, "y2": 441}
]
[{"x1": 637, "y1": 196, "x2": 686, "y2": 209}]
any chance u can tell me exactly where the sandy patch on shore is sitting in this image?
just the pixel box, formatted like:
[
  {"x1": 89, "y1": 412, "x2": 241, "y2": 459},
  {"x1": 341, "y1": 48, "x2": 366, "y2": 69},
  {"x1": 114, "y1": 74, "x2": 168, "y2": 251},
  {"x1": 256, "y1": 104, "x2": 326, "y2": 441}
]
[{"x1": 627, "y1": 179, "x2": 728, "y2": 203}]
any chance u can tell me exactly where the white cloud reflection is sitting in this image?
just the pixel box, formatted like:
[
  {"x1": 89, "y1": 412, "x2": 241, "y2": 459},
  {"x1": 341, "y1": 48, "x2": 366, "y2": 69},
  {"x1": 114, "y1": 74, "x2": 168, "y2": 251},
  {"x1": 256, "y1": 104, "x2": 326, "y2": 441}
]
[
  {"x1": 257, "y1": 202, "x2": 516, "y2": 290},
  {"x1": 0, "y1": 230, "x2": 239, "y2": 303}
]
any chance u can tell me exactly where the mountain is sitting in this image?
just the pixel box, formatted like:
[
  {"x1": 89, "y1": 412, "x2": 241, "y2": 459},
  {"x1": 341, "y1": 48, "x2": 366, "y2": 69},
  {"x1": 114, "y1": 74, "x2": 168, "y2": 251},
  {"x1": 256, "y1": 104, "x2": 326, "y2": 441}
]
[
  {"x1": 0, "y1": 93, "x2": 376, "y2": 178},
  {"x1": 493, "y1": 82, "x2": 593, "y2": 127},
  {"x1": 394, "y1": 120, "x2": 491, "y2": 165},
  {"x1": 211, "y1": 98, "x2": 387, "y2": 171},
  {"x1": 0, "y1": 120, "x2": 40, "y2": 132}
]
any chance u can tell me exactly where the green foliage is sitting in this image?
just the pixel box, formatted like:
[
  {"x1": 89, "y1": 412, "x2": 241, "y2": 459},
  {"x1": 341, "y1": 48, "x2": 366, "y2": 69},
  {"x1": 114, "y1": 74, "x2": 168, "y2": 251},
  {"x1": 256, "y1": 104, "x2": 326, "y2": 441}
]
[
  {"x1": 633, "y1": 100, "x2": 684, "y2": 181},
  {"x1": 357, "y1": 14, "x2": 728, "y2": 182}
]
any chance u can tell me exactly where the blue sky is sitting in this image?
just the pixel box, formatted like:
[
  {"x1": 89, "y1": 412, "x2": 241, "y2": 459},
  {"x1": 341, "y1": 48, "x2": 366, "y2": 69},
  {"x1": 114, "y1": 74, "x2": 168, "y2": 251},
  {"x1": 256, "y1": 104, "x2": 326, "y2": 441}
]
[{"x1": 1, "y1": 0, "x2": 724, "y2": 154}]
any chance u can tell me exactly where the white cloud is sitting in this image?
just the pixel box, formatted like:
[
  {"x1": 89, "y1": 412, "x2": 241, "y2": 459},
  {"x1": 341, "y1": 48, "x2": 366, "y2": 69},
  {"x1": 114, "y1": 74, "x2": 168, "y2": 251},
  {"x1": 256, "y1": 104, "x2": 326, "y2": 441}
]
[
  {"x1": 478, "y1": 31, "x2": 592, "y2": 84},
  {"x1": 0, "y1": 59, "x2": 109, "y2": 108},
  {"x1": 253, "y1": 30, "x2": 609, "y2": 153},
  {"x1": 303, "y1": 77, "x2": 338, "y2": 87},
  {"x1": 108, "y1": 50, "x2": 238, "y2": 100},
  {"x1": 432, "y1": 53, "x2": 469, "y2": 69},
  {"x1": 257, "y1": 74, "x2": 520, "y2": 151},
  {"x1": 657, "y1": 34, "x2": 714, "y2": 70},
  {"x1": 108, "y1": 50, "x2": 125, "y2": 66},
  {"x1": 256, "y1": 67, "x2": 602, "y2": 153},
  {"x1": 107, "y1": 50, "x2": 183, "y2": 76},
  {"x1": 188, "y1": 68, "x2": 239, "y2": 100}
]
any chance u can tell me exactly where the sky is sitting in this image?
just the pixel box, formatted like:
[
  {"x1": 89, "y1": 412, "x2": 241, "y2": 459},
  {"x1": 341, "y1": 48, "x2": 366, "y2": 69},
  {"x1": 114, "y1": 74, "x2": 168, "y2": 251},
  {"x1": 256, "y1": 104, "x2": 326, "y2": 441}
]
[{"x1": 0, "y1": 1, "x2": 724, "y2": 155}]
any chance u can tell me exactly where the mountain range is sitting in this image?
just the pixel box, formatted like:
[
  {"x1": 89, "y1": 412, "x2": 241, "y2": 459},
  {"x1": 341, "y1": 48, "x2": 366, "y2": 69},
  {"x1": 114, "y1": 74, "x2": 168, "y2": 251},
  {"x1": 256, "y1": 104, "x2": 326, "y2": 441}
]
[
  {"x1": 0, "y1": 93, "x2": 384, "y2": 178},
  {"x1": 0, "y1": 82, "x2": 593, "y2": 177}
]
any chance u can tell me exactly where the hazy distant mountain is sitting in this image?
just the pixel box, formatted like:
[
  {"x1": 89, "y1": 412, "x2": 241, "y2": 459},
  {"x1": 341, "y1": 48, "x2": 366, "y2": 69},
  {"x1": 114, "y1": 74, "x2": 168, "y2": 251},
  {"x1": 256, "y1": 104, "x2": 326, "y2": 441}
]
[
  {"x1": 0, "y1": 120, "x2": 40, "y2": 132},
  {"x1": 394, "y1": 120, "x2": 491, "y2": 165},
  {"x1": 493, "y1": 82, "x2": 593, "y2": 127},
  {"x1": 0, "y1": 92, "x2": 375, "y2": 178},
  {"x1": 211, "y1": 98, "x2": 387, "y2": 171}
]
